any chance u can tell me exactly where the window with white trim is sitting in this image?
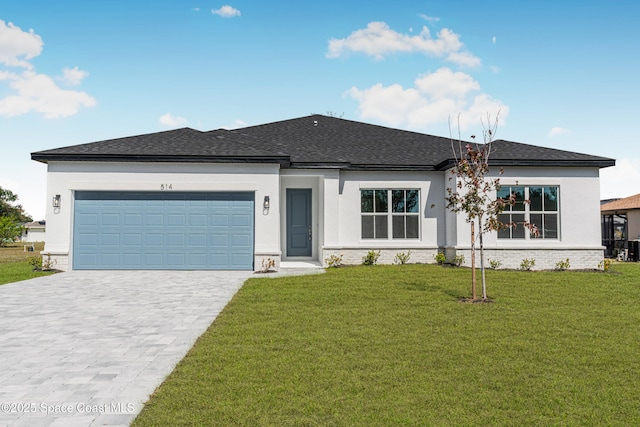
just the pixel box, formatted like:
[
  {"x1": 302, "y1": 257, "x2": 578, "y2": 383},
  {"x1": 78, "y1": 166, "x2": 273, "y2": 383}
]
[
  {"x1": 497, "y1": 186, "x2": 559, "y2": 239},
  {"x1": 361, "y1": 189, "x2": 419, "y2": 239}
]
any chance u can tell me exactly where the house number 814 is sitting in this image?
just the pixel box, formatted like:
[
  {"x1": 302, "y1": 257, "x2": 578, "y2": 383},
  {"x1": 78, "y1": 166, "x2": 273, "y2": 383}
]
[{"x1": 160, "y1": 184, "x2": 173, "y2": 190}]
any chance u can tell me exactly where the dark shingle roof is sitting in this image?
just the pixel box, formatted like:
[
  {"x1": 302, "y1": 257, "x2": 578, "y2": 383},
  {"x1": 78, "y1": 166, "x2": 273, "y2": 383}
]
[{"x1": 31, "y1": 114, "x2": 615, "y2": 170}]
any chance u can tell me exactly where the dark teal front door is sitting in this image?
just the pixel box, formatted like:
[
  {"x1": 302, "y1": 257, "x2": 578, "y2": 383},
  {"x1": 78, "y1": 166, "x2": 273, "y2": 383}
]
[{"x1": 286, "y1": 189, "x2": 312, "y2": 257}]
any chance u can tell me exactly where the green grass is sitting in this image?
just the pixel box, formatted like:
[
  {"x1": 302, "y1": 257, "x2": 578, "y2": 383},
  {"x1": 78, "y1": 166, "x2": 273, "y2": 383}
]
[
  {"x1": 0, "y1": 242, "x2": 55, "y2": 285},
  {"x1": 133, "y1": 263, "x2": 640, "y2": 426}
]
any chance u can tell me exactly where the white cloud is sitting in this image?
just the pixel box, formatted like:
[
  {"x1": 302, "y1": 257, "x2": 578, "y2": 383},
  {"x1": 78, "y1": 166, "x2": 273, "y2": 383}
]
[
  {"x1": 212, "y1": 5, "x2": 241, "y2": 18},
  {"x1": 418, "y1": 14, "x2": 440, "y2": 23},
  {"x1": 159, "y1": 112, "x2": 188, "y2": 127},
  {"x1": 221, "y1": 119, "x2": 247, "y2": 130},
  {"x1": 492, "y1": 36, "x2": 497, "y2": 44},
  {"x1": 60, "y1": 66, "x2": 89, "y2": 86},
  {"x1": 347, "y1": 67, "x2": 508, "y2": 130},
  {"x1": 0, "y1": 70, "x2": 96, "y2": 118},
  {"x1": 327, "y1": 21, "x2": 480, "y2": 67},
  {"x1": 445, "y1": 51, "x2": 481, "y2": 68},
  {"x1": 0, "y1": 21, "x2": 95, "y2": 118},
  {"x1": 0, "y1": 20, "x2": 43, "y2": 68},
  {"x1": 600, "y1": 158, "x2": 640, "y2": 200},
  {"x1": 548, "y1": 127, "x2": 570, "y2": 137}
]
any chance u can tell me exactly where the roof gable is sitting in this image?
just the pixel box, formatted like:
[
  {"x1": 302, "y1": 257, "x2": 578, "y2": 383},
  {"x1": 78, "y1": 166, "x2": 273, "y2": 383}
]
[{"x1": 31, "y1": 114, "x2": 615, "y2": 170}]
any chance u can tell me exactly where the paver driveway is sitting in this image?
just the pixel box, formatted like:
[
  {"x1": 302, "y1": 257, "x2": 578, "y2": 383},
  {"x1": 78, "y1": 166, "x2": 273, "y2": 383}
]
[{"x1": 0, "y1": 270, "x2": 254, "y2": 427}]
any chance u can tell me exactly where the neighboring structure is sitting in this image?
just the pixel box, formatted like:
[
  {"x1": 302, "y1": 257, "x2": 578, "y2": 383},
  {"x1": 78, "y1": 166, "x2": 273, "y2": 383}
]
[
  {"x1": 20, "y1": 220, "x2": 46, "y2": 243},
  {"x1": 31, "y1": 115, "x2": 614, "y2": 271},
  {"x1": 601, "y1": 193, "x2": 640, "y2": 261}
]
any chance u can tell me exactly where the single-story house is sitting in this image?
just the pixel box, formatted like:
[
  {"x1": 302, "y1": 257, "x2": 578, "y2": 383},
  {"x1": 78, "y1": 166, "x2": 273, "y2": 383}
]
[
  {"x1": 601, "y1": 193, "x2": 640, "y2": 260},
  {"x1": 20, "y1": 220, "x2": 46, "y2": 243},
  {"x1": 31, "y1": 114, "x2": 615, "y2": 271}
]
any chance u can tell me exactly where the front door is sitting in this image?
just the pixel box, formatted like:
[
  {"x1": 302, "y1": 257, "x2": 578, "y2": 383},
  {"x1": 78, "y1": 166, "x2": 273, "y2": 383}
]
[{"x1": 286, "y1": 189, "x2": 312, "y2": 257}]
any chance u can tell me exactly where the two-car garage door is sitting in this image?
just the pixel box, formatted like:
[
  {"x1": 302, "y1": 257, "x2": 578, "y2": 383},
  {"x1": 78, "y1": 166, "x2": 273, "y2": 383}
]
[{"x1": 73, "y1": 191, "x2": 254, "y2": 270}]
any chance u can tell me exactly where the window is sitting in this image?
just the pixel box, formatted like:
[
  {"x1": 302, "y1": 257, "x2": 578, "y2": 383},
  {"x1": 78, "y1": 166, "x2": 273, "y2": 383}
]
[
  {"x1": 497, "y1": 186, "x2": 559, "y2": 239},
  {"x1": 361, "y1": 189, "x2": 419, "y2": 239}
]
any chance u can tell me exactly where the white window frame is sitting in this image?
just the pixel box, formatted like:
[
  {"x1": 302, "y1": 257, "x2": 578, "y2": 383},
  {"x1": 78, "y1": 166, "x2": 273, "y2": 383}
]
[
  {"x1": 360, "y1": 189, "x2": 420, "y2": 240},
  {"x1": 497, "y1": 185, "x2": 560, "y2": 240}
]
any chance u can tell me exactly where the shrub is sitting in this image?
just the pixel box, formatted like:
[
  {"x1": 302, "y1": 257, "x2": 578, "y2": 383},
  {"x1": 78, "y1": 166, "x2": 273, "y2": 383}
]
[
  {"x1": 599, "y1": 259, "x2": 612, "y2": 272},
  {"x1": 555, "y1": 258, "x2": 570, "y2": 271},
  {"x1": 260, "y1": 258, "x2": 276, "y2": 273},
  {"x1": 325, "y1": 254, "x2": 343, "y2": 268},
  {"x1": 362, "y1": 250, "x2": 380, "y2": 266},
  {"x1": 488, "y1": 258, "x2": 502, "y2": 270},
  {"x1": 28, "y1": 255, "x2": 43, "y2": 271},
  {"x1": 394, "y1": 250, "x2": 412, "y2": 265},
  {"x1": 434, "y1": 252, "x2": 446, "y2": 265},
  {"x1": 520, "y1": 258, "x2": 536, "y2": 271},
  {"x1": 453, "y1": 254, "x2": 465, "y2": 267}
]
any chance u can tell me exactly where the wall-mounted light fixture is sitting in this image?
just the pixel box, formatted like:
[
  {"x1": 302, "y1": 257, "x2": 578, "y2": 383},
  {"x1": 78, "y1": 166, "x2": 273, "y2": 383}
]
[
  {"x1": 52, "y1": 194, "x2": 61, "y2": 208},
  {"x1": 263, "y1": 196, "x2": 270, "y2": 209}
]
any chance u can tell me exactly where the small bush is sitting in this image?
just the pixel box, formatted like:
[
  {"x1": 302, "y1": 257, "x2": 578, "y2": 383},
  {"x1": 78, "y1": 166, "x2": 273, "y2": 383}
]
[
  {"x1": 394, "y1": 250, "x2": 412, "y2": 265},
  {"x1": 260, "y1": 258, "x2": 276, "y2": 273},
  {"x1": 520, "y1": 258, "x2": 536, "y2": 271},
  {"x1": 453, "y1": 254, "x2": 465, "y2": 267},
  {"x1": 325, "y1": 254, "x2": 343, "y2": 268},
  {"x1": 599, "y1": 259, "x2": 612, "y2": 272},
  {"x1": 488, "y1": 258, "x2": 502, "y2": 270},
  {"x1": 362, "y1": 250, "x2": 380, "y2": 266},
  {"x1": 28, "y1": 255, "x2": 43, "y2": 271},
  {"x1": 434, "y1": 252, "x2": 446, "y2": 265},
  {"x1": 555, "y1": 258, "x2": 570, "y2": 271}
]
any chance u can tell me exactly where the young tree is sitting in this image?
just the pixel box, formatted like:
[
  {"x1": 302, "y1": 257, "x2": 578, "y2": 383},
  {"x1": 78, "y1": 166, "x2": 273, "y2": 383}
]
[{"x1": 445, "y1": 113, "x2": 534, "y2": 300}]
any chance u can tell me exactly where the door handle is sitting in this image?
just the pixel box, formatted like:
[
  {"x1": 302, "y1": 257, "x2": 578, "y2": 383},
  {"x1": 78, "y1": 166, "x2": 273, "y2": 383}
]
[{"x1": 308, "y1": 226, "x2": 312, "y2": 241}]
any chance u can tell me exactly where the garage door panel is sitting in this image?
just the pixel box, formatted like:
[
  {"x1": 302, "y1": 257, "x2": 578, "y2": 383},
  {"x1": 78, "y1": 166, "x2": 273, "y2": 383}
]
[
  {"x1": 102, "y1": 214, "x2": 120, "y2": 226},
  {"x1": 144, "y1": 253, "x2": 164, "y2": 266},
  {"x1": 123, "y1": 254, "x2": 142, "y2": 265},
  {"x1": 123, "y1": 233, "x2": 142, "y2": 246},
  {"x1": 124, "y1": 214, "x2": 142, "y2": 226},
  {"x1": 73, "y1": 191, "x2": 254, "y2": 270},
  {"x1": 76, "y1": 212, "x2": 99, "y2": 226},
  {"x1": 100, "y1": 253, "x2": 120, "y2": 266},
  {"x1": 167, "y1": 214, "x2": 186, "y2": 226},
  {"x1": 101, "y1": 234, "x2": 119, "y2": 246},
  {"x1": 145, "y1": 234, "x2": 163, "y2": 245}
]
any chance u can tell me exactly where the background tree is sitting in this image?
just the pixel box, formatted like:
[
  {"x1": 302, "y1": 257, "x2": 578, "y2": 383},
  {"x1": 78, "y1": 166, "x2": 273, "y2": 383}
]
[
  {"x1": 445, "y1": 114, "x2": 533, "y2": 300},
  {"x1": 0, "y1": 186, "x2": 32, "y2": 222},
  {"x1": 0, "y1": 216, "x2": 24, "y2": 246}
]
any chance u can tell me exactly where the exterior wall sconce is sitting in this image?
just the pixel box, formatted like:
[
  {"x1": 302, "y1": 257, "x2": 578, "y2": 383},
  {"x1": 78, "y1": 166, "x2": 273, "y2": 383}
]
[
  {"x1": 263, "y1": 196, "x2": 270, "y2": 209},
  {"x1": 52, "y1": 194, "x2": 61, "y2": 208}
]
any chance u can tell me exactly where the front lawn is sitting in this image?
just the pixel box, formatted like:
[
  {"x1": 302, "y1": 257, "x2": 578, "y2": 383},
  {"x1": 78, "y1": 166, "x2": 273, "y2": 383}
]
[
  {"x1": 0, "y1": 242, "x2": 55, "y2": 285},
  {"x1": 133, "y1": 263, "x2": 640, "y2": 426}
]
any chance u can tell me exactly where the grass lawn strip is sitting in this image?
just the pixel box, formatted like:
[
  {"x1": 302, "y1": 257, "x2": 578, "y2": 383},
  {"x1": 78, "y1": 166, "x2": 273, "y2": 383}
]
[
  {"x1": 133, "y1": 263, "x2": 640, "y2": 426},
  {"x1": 0, "y1": 242, "x2": 55, "y2": 285}
]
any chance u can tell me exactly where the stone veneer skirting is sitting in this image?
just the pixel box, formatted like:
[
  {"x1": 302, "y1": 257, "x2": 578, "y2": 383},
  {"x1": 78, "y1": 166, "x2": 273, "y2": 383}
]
[
  {"x1": 47, "y1": 248, "x2": 605, "y2": 272},
  {"x1": 443, "y1": 247, "x2": 605, "y2": 271},
  {"x1": 322, "y1": 247, "x2": 440, "y2": 267}
]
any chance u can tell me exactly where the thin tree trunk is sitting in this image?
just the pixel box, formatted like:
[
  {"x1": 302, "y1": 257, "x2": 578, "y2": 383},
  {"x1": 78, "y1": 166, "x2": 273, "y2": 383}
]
[
  {"x1": 479, "y1": 227, "x2": 487, "y2": 300},
  {"x1": 471, "y1": 220, "x2": 476, "y2": 300}
]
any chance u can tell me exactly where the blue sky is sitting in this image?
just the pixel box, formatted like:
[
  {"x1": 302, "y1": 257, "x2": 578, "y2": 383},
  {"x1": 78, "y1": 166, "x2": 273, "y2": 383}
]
[{"x1": 1, "y1": 0, "x2": 638, "y2": 219}]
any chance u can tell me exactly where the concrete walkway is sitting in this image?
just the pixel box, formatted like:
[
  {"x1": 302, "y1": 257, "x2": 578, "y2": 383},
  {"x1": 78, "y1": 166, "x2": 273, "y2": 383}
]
[{"x1": 0, "y1": 270, "x2": 260, "y2": 427}]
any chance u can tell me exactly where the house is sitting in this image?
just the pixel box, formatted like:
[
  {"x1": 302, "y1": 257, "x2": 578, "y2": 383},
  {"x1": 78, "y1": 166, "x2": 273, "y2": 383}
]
[
  {"x1": 601, "y1": 193, "x2": 640, "y2": 261},
  {"x1": 20, "y1": 220, "x2": 46, "y2": 243},
  {"x1": 31, "y1": 114, "x2": 614, "y2": 271}
]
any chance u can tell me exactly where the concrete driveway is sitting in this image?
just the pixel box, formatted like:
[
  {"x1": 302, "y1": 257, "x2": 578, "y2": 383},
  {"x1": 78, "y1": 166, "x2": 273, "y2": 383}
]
[{"x1": 0, "y1": 270, "x2": 255, "y2": 427}]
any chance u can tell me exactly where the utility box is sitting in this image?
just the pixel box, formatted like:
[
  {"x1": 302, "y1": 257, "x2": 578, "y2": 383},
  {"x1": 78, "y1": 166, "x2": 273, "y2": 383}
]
[{"x1": 628, "y1": 240, "x2": 640, "y2": 262}]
